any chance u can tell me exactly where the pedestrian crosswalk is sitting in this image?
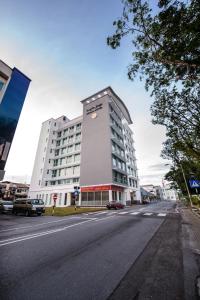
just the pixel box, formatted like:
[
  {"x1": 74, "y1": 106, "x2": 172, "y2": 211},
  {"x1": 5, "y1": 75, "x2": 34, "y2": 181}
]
[{"x1": 90, "y1": 210, "x2": 171, "y2": 218}]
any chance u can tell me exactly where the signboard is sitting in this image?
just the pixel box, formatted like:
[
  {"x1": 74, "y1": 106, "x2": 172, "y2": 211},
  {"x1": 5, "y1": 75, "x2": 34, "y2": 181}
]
[
  {"x1": 189, "y1": 179, "x2": 200, "y2": 189},
  {"x1": 81, "y1": 185, "x2": 124, "y2": 192}
]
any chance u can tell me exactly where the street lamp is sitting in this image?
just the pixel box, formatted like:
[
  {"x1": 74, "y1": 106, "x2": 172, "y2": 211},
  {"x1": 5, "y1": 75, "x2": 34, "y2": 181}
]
[{"x1": 165, "y1": 163, "x2": 193, "y2": 207}]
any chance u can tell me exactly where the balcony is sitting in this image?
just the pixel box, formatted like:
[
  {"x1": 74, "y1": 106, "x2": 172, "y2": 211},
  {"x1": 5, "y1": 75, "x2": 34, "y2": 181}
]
[{"x1": 113, "y1": 176, "x2": 128, "y2": 186}]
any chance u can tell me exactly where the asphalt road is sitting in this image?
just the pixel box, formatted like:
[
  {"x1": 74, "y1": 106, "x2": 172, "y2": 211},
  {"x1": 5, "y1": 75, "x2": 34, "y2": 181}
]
[{"x1": 0, "y1": 201, "x2": 183, "y2": 300}]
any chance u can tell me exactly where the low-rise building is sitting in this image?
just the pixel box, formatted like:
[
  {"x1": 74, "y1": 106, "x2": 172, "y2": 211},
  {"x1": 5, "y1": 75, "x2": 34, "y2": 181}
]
[{"x1": 0, "y1": 181, "x2": 29, "y2": 200}]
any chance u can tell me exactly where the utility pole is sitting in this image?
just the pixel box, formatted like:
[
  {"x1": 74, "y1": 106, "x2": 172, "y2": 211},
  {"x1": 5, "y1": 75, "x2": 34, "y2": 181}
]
[{"x1": 179, "y1": 163, "x2": 193, "y2": 207}]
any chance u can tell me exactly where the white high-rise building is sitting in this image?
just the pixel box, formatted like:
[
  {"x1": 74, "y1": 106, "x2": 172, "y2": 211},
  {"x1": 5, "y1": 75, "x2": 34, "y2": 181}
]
[{"x1": 29, "y1": 87, "x2": 141, "y2": 206}]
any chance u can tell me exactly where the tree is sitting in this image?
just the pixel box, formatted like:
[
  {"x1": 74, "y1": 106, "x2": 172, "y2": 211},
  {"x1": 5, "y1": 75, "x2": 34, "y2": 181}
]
[
  {"x1": 107, "y1": 0, "x2": 200, "y2": 181},
  {"x1": 107, "y1": 0, "x2": 200, "y2": 87}
]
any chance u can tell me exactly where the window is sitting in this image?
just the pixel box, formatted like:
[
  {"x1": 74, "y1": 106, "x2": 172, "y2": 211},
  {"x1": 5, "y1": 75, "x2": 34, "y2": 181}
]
[
  {"x1": 57, "y1": 131, "x2": 61, "y2": 138},
  {"x1": 112, "y1": 156, "x2": 117, "y2": 167},
  {"x1": 75, "y1": 143, "x2": 81, "y2": 151},
  {"x1": 49, "y1": 159, "x2": 51, "y2": 164},
  {"x1": 54, "y1": 122, "x2": 56, "y2": 126},
  {"x1": 102, "y1": 191, "x2": 109, "y2": 202},
  {"x1": 76, "y1": 123, "x2": 81, "y2": 131},
  {"x1": 45, "y1": 181, "x2": 48, "y2": 186},
  {"x1": 73, "y1": 178, "x2": 79, "y2": 183},
  {"x1": 64, "y1": 128, "x2": 68, "y2": 135},
  {"x1": 66, "y1": 156, "x2": 73, "y2": 163},
  {"x1": 73, "y1": 165, "x2": 80, "y2": 174},
  {"x1": 69, "y1": 126, "x2": 74, "y2": 133},
  {"x1": 56, "y1": 140, "x2": 60, "y2": 146},
  {"x1": 74, "y1": 154, "x2": 80, "y2": 162},
  {"x1": 68, "y1": 145, "x2": 73, "y2": 153},
  {"x1": 38, "y1": 180, "x2": 41, "y2": 185},
  {"x1": 55, "y1": 149, "x2": 59, "y2": 156},
  {"x1": 52, "y1": 170, "x2": 57, "y2": 177},
  {"x1": 53, "y1": 159, "x2": 58, "y2": 166},
  {"x1": 81, "y1": 192, "x2": 87, "y2": 202},
  {"x1": 75, "y1": 133, "x2": 81, "y2": 141},
  {"x1": 68, "y1": 135, "x2": 74, "y2": 143},
  {"x1": 88, "y1": 192, "x2": 94, "y2": 201}
]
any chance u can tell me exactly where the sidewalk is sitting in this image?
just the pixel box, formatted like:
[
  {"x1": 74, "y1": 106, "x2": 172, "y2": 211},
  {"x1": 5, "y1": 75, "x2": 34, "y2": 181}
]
[{"x1": 180, "y1": 207, "x2": 200, "y2": 300}]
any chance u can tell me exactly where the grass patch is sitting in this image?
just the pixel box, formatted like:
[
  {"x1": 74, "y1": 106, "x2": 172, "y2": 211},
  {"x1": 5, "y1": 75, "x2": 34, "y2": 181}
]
[{"x1": 44, "y1": 206, "x2": 106, "y2": 216}]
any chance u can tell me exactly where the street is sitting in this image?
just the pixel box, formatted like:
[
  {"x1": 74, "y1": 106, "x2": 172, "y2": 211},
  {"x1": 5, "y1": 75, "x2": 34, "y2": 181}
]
[{"x1": 0, "y1": 201, "x2": 198, "y2": 300}]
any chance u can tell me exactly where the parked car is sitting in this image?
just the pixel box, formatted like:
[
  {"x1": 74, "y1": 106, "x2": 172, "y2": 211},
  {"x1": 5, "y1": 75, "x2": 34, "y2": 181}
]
[
  {"x1": 0, "y1": 200, "x2": 13, "y2": 213},
  {"x1": 13, "y1": 198, "x2": 45, "y2": 216},
  {"x1": 142, "y1": 199, "x2": 150, "y2": 204},
  {"x1": 106, "y1": 201, "x2": 125, "y2": 210}
]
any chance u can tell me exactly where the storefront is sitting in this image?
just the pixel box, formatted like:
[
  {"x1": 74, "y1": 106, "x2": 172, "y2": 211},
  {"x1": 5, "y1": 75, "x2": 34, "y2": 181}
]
[{"x1": 80, "y1": 185, "x2": 125, "y2": 206}]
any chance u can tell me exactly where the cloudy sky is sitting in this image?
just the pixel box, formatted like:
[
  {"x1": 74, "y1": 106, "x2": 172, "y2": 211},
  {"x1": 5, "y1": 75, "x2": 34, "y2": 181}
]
[{"x1": 1, "y1": 0, "x2": 170, "y2": 185}]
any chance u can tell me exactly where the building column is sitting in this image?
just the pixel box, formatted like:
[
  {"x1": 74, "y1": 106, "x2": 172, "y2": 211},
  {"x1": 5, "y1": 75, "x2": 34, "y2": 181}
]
[{"x1": 109, "y1": 190, "x2": 112, "y2": 202}]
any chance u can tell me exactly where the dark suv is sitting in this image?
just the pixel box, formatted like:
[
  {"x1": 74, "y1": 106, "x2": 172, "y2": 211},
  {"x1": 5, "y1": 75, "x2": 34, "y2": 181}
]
[{"x1": 13, "y1": 199, "x2": 45, "y2": 216}]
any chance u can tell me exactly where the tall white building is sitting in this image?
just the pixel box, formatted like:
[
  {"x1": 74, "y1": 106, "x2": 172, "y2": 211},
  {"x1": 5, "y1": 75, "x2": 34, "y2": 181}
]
[{"x1": 29, "y1": 87, "x2": 141, "y2": 206}]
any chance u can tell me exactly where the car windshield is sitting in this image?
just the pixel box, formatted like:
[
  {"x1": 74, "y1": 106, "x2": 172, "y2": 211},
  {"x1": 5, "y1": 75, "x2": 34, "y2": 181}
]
[
  {"x1": 31, "y1": 199, "x2": 44, "y2": 205},
  {"x1": 2, "y1": 201, "x2": 13, "y2": 205}
]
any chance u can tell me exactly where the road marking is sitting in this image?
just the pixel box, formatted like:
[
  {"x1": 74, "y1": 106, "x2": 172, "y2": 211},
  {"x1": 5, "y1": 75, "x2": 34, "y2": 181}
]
[
  {"x1": 92, "y1": 211, "x2": 108, "y2": 215},
  {"x1": 94, "y1": 215, "x2": 116, "y2": 222},
  {"x1": 0, "y1": 219, "x2": 97, "y2": 247},
  {"x1": 0, "y1": 216, "x2": 93, "y2": 233},
  {"x1": 143, "y1": 213, "x2": 153, "y2": 216},
  {"x1": 157, "y1": 213, "x2": 166, "y2": 217},
  {"x1": 130, "y1": 212, "x2": 140, "y2": 215},
  {"x1": 118, "y1": 212, "x2": 129, "y2": 215}
]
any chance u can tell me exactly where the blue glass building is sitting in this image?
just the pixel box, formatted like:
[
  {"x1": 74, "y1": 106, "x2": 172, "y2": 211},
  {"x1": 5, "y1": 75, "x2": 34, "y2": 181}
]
[{"x1": 0, "y1": 60, "x2": 31, "y2": 180}]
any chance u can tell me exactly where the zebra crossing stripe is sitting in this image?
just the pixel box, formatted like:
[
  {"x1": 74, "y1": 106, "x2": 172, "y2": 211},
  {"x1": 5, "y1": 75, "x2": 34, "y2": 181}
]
[
  {"x1": 157, "y1": 213, "x2": 166, "y2": 217},
  {"x1": 118, "y1": 212, "x2": 129, "y2": 215},
  {"x1": 130, "y1": 212, "x2": 140, "y2": 215},
  {"x1": 143, "y1": 213, "x2": 153, "y2": 216}
]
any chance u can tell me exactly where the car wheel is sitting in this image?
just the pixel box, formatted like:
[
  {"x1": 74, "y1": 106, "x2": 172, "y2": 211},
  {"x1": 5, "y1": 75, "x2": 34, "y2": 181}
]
[
  {"x1": 37, "y1": 213, "x2": 42, "y2": 216},
  {"x1": 25, "y1": 210, "x2": 30, "y2": 217}
]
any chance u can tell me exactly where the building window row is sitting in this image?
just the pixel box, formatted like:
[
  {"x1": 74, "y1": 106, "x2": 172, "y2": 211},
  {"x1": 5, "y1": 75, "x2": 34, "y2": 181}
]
[
  {"x1": 129, "y1": 178, "x2": 138, "y2": 188},
  {"x1": 51, "y1": 165, "x2": 80, "y2": 178},
  {"x1": 109, "y1": 103, "x2": 121, "y2": 123},
  {"x1": 112, "y1": 170, "x2": 127, "y2": 185},
  {"x1": 110, "y1": 116, "x2": 122, "y2": 133},
  {"x1": 55, "y1": 143, "x2": 81, "y2": 156},
  {"x1": 56, "y1": 133, "x2": 81, "y2": 146},
  {"x1": 127, "y1": 166, "x2": 137, "y2": 177},
  {"x1": 112, "y1": 155, "x2": 126, "y2": 171},
  {"x1": 53, "y1": 154, "x2": 81, "y2": 167},
  {"x1": 46, "y1": 177, "x2": 79, "y2": 186},
  {"x1": 112, "y1": 141, "x2": 125, "y2": 158},
  {"x1": 57, "y1": 123, "x2": 82, "y2": 138},
  {"x1": 111, "y1": 128, "x2": 123, "y2": 145}
]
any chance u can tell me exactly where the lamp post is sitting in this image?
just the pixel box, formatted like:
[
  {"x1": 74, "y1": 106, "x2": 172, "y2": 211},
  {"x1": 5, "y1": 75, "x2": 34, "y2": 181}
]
[{"x1": 165, "y1": 163, "x2": 193, "y2": 207}]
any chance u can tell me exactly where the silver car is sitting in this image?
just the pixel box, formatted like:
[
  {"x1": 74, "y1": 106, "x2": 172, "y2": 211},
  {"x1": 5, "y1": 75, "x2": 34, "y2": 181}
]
[{"x1": 0, "y1": 200, "x2": 13, "y2": 213}]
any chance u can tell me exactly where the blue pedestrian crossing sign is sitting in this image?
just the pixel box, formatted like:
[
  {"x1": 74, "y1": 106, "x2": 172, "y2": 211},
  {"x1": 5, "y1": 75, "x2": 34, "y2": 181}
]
[{"x1": 189, "y1": 179, "x2": 200, "y2": 188}]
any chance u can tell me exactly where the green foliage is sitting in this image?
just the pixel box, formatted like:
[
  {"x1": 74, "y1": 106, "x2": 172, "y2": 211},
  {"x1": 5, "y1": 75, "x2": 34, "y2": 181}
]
[
  {"x1": 107, "y1": 0, "x2": 200, "y2": 192},
  {"x1": 191, "y1": 195, "x2": 200, "y2": 206}
]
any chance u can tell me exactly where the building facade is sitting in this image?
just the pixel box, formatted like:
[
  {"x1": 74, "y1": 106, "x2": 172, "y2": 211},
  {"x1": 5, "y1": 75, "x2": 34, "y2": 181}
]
[
  {"x1": 0, "y1": 181, "x2": 29, "y2": 200},
  {"x1": 29, "y1": 87, "x2": 141, "y2": 206},
  {"x1": 0, "y1": 60, "x2": 31, "y2": 180}
]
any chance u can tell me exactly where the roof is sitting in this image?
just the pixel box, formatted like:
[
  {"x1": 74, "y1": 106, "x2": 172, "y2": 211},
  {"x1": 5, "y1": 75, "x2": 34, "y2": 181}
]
[{"x1": 81, "y1": 86, "x2": 133, "y2": 124}]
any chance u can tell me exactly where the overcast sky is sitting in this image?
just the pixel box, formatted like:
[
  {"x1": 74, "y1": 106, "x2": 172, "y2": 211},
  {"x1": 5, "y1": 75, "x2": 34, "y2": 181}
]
[{"x1": 1, "y1": 0, "x2": 171, "y2": 185}]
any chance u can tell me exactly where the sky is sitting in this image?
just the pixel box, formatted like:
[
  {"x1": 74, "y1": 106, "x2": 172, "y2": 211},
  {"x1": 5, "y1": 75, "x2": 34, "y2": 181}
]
[{"x1": 1, "y1": 0, "x2": 171, "y2": 185}]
